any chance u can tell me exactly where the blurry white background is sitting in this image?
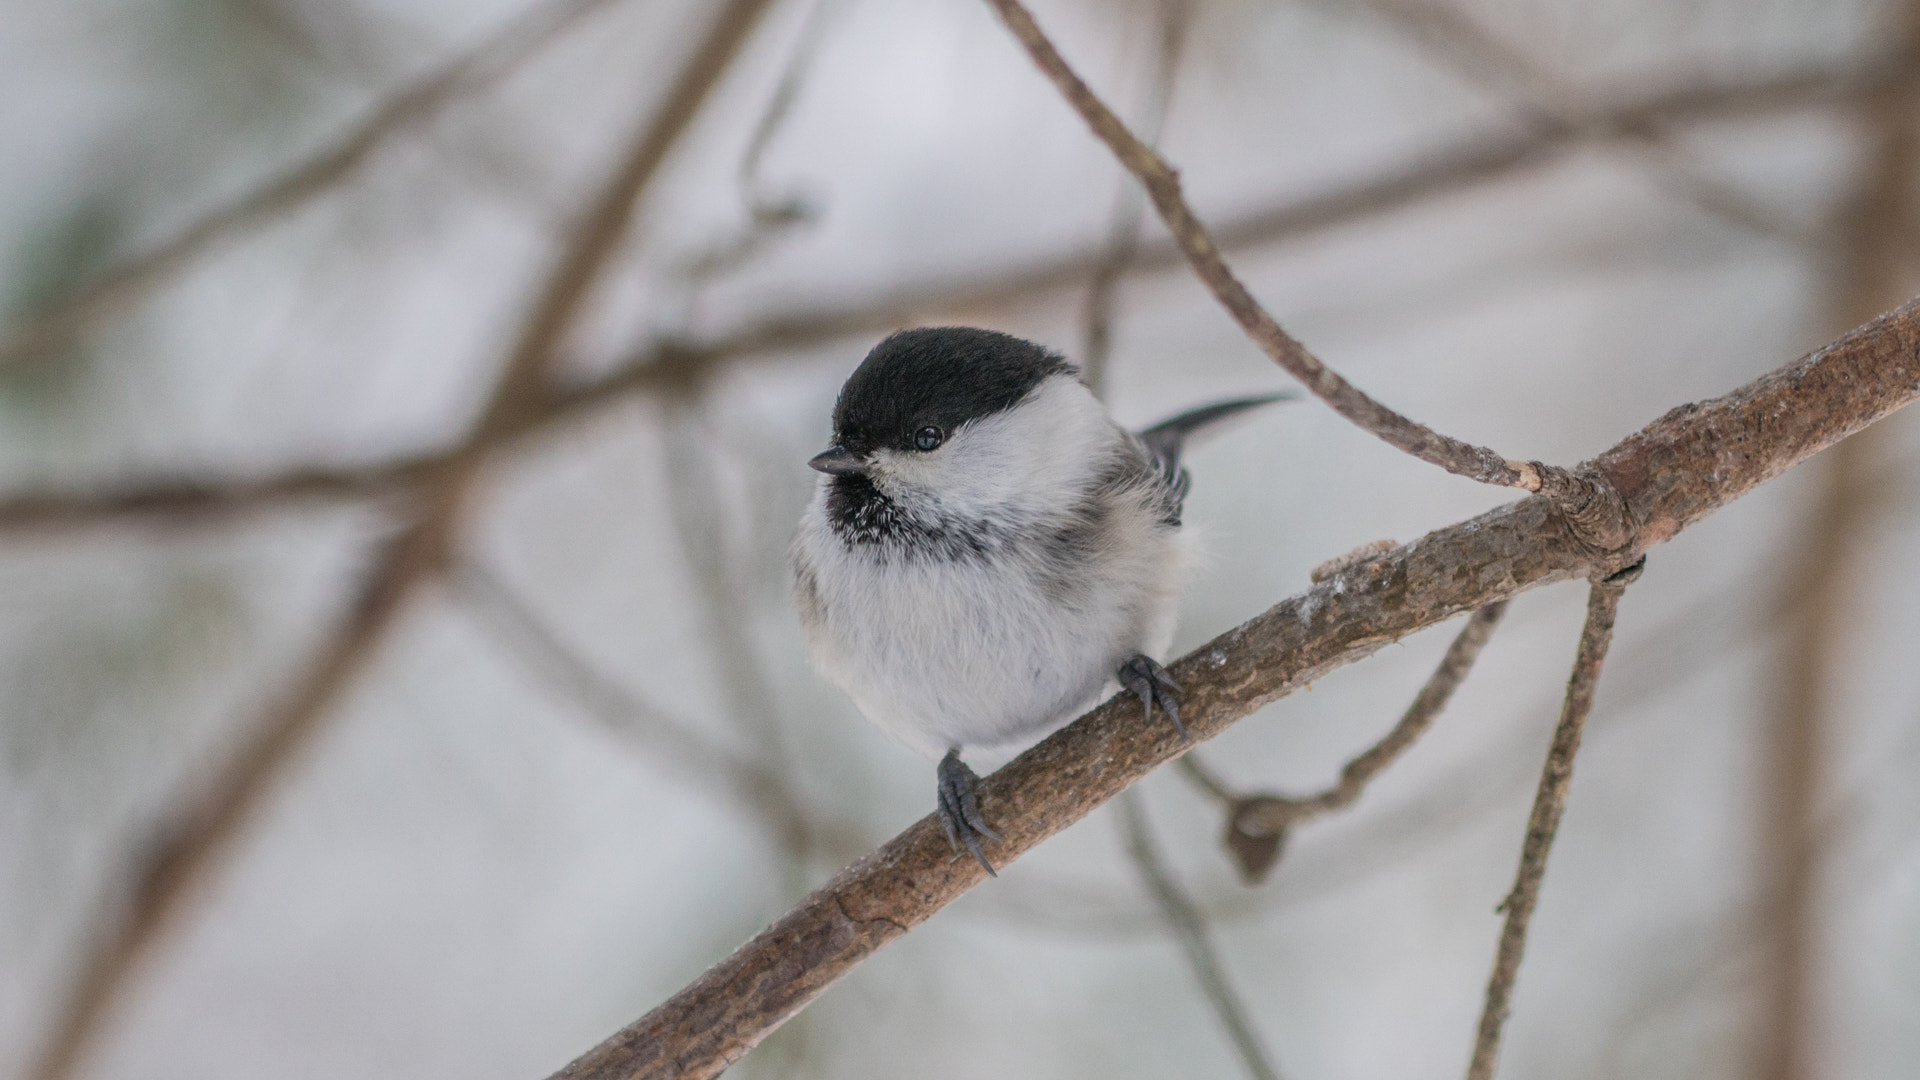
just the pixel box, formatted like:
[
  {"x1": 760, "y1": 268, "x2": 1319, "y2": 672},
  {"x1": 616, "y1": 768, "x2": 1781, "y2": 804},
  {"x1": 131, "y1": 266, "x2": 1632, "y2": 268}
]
[{"x1": 2, "y1": 0, "x2": 1918, "y2": 1077}]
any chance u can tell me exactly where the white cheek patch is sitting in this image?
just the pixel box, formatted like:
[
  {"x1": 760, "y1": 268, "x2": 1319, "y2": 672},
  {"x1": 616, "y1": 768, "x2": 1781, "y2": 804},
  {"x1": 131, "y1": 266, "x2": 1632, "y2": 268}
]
[{"x1": 869, "y1": 377, "x2": 1117, "y2": 525}]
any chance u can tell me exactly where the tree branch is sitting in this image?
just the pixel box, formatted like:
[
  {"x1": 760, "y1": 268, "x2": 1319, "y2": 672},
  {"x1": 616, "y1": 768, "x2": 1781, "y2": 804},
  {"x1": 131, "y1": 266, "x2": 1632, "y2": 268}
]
[
  {"x1": 675, "y1": 0, "x2": 840, "y2": 296},
  {"x1": 1078, "y1": 0, "x2": 1189, "y2": 397},
  {"x1": 25, "y1": 4, "x2": 782, "y2": 1077},
  {"x1": 1464, "y1": 564, "x2": 1636, "y2": 1080},
  {"x1": 545, "y1": 297, "x2": 1920, "y2": 1080},
  {"x1": 1118, "y1": 792, "x2": 1284, "y2": 1080}
]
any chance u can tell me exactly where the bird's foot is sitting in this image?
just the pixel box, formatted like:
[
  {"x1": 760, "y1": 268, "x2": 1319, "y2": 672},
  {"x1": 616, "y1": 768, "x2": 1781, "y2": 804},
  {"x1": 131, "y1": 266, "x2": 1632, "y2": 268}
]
[
  {"x1": 937, "y1": 750, "x2": 1000, "y2": 876},
  {"x1": 1118, "y1": 653, "x2": 1186, "y2": 740}
]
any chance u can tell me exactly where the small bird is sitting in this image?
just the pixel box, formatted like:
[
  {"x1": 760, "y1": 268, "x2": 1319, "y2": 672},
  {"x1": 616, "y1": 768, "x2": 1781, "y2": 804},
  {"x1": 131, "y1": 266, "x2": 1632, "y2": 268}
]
[{"x1": 792, "y1": 327, "x2": 1287, "y2": 873}]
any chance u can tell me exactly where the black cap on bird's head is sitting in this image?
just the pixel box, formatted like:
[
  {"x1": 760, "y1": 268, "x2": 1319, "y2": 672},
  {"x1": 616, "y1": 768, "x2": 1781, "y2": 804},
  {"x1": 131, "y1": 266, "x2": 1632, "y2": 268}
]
[{"x1": 808, "y1": 327, "x2": 1077, "y2": 475}]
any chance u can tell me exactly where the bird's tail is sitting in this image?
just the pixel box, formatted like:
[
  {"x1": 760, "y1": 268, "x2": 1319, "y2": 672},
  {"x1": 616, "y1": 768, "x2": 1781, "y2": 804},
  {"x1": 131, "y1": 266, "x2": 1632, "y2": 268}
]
[{"x1": 1136, "y1": 392, "x2": 1295, "y2": 478}]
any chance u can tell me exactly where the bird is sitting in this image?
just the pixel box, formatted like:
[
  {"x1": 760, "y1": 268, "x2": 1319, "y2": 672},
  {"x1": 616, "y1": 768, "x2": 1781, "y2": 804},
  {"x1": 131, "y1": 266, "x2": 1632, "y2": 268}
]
[{"x1": 791, "y1": 326, "x2": 1288, "y2": 873}]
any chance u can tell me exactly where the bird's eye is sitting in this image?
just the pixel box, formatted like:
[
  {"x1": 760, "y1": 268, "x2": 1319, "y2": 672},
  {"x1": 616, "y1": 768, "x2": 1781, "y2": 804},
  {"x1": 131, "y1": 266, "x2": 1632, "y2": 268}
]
[{"x1": 914, "y1": 426, "x2": 944, "y2": 451}]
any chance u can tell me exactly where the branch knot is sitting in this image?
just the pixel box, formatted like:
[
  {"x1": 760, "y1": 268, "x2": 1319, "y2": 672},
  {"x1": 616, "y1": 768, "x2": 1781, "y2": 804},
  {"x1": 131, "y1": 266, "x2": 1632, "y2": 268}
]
[
  {"x1": 1529, "y1": 461, "x2": 1637, "y2": 558},
  {"x1": 1223, "y1": 795, "x2": 1300, "y2": 884}
]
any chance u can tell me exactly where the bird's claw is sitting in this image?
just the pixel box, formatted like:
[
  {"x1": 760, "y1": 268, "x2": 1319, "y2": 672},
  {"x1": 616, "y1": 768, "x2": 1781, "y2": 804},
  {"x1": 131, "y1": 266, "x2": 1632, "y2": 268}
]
[
  {"x1": 1118, "y1": 653, "x2": 1186, "y2": 740},
  {"x1": 937, "y1": 750, "x2": 1000, "y2": 876}
]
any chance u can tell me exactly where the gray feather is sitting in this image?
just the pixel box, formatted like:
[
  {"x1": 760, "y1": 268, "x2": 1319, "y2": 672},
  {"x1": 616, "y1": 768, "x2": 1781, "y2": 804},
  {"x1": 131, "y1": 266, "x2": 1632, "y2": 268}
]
[{"x1": 1136, "y1": 392, "x2": 1294, "y2": 523}]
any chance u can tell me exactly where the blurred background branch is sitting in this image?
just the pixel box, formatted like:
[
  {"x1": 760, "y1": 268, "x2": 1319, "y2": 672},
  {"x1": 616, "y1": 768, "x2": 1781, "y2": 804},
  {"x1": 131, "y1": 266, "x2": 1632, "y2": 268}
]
[
  {"x1": 1118, "y1": 791, "x2": 1285, "y2": 1080},
  {"x1": 449, "y1": 556, "x2": 814, "y2": 851},
  {"x1": 1758, "y1": 1, "x2": 1920, "y2": 1075},
  {"x1": 0, "y1": 0, "x2": 634, "y2": 374},
  {"x1": 0, "y1": 57, "x2": 1889, "y2": 532},
  {"x1": 1333, "y1": 0, "x2": 1814, "y2": 245},
  {"x1": 1078, "y1": 0, "x2": 1191, "y2": 398},
  {"x1": 23, "y1": 1, "x2": 780, "y2": 1075}
]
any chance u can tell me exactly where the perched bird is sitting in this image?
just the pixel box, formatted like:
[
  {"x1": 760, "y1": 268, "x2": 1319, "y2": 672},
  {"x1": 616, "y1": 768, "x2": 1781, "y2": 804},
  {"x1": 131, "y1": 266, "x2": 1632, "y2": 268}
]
[{"x1": 792, "y1": 327, "x2": 1287, "y2": 872}]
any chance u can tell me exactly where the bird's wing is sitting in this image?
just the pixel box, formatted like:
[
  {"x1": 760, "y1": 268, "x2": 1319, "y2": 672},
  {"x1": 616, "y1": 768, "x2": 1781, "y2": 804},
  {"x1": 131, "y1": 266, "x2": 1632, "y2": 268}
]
[{"x1": 1134, "y1": 392, "x2": 1294, "y2": 525}]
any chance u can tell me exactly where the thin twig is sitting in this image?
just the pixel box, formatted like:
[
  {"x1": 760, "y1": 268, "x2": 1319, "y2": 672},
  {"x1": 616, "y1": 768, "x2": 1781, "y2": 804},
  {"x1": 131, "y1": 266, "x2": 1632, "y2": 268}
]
[
  {"x1": 547, "y1": 300, "x2": 1920, "y2": 1080},
  {"x1": 1289, "y1": 601, "x2": 1506, "y2": 813},
  {"x1": 0, "y1": 58, "x2": 1890, "y2": 535},
  {"x1": 660, "y1": 399, "x2": 792, "y2": 762},
  {"x1": 1118, "y1": 792, "x2": 1284, "y2": 1080},
  {"x1": 0, "y1": 0, "x2": 629, "y2": 372},
  {"x1": 736, "y1": 0, "x2": 838, "y2": 211},
  {"x1": 1079, "y1": 0, "x2": 1189, "y2": 396},
  {"x1": 676, "y1": 0, "x2": 841, "y2": 294},
  {"x1": 1214, "y1": 601, "x2": 1507, "y2": 882},
  {"x1": 1463, "y1": 565, "x2": 1637, "y2": 1080},
  {"x1": 984, "y1": 0, "x2": 1529, "y2": 488},
  {"x1": 24, "y1": 5, "x2": 781, "y2": 1077}
]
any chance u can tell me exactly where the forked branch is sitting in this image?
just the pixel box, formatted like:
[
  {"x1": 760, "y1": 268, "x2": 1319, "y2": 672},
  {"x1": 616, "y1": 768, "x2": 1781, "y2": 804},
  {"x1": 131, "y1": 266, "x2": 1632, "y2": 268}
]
[{"x1": 1200, "y1": 599, "x2": 1508, "y2": 883}]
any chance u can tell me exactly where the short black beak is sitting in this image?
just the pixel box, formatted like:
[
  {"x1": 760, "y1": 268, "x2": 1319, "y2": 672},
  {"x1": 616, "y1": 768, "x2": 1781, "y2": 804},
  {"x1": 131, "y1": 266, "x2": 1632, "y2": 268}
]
[{"x1": 808, "y1": 446, "x2": 867, "y2": 476}]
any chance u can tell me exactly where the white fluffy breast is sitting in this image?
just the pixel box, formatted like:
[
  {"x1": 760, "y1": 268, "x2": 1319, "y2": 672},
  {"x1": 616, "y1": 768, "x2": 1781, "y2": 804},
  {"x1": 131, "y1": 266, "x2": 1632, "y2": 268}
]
[{"x1": 792, "y1": 375, "x2": 1192, "y2": 760}]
